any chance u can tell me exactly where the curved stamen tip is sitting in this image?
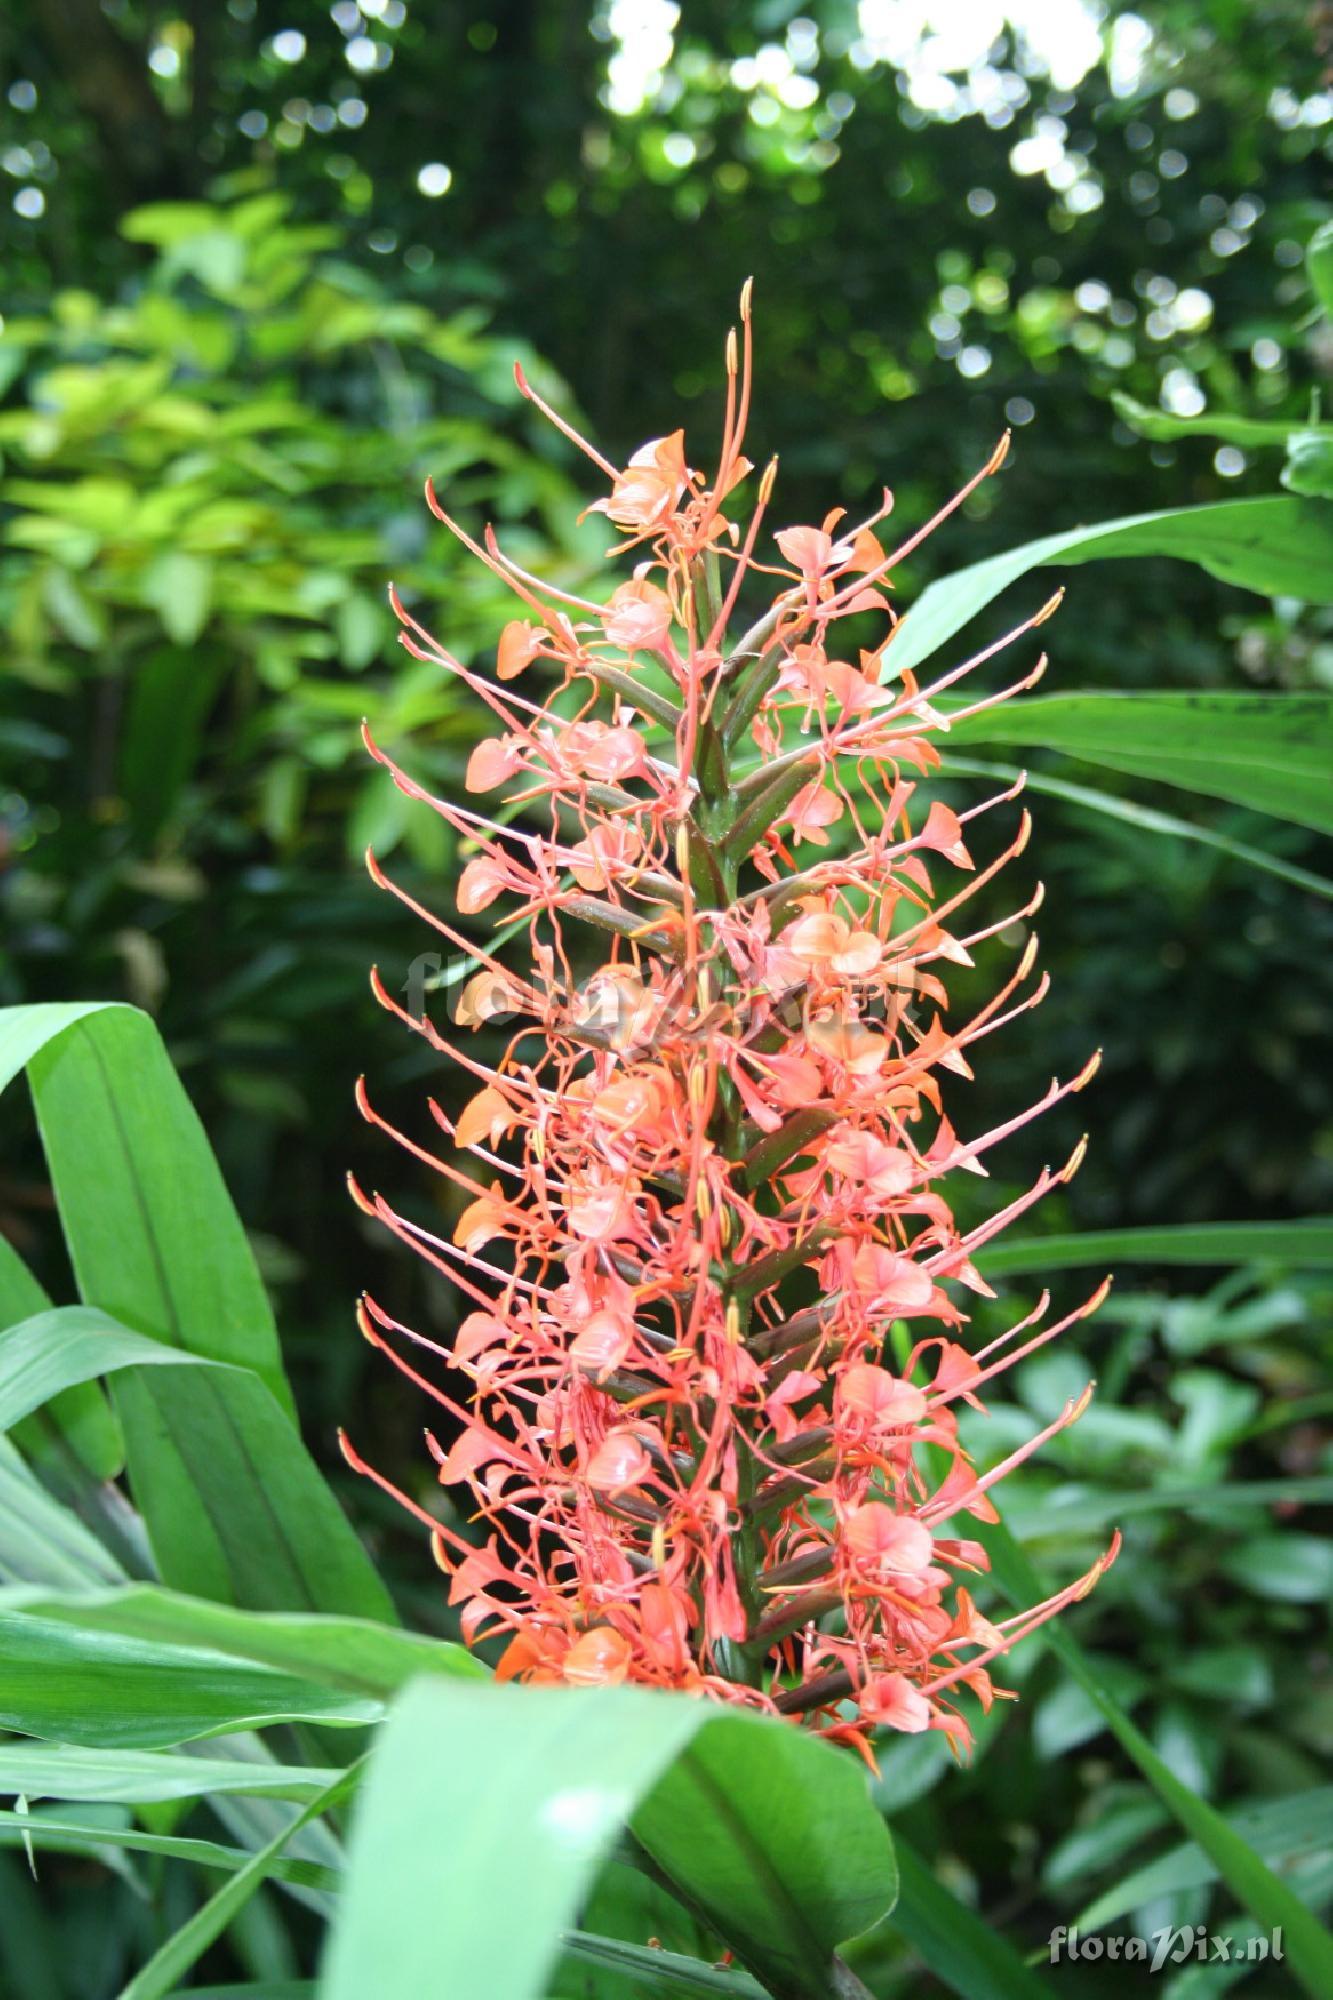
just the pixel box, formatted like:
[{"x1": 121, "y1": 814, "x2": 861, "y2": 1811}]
[
  {"x1": 987, "y1": 430, "x2": 1012, "y2": 475},
  {"x1": 740, "y1": 275, "x2": 754, "y2": 320}
]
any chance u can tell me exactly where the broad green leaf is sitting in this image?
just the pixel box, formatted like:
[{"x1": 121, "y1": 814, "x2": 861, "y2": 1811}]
[
  {"x1": 116, "y1": 1762, "x2": 360, "y2": 2000},
  {"x1": 947, "y1": 754, "x2": 1333, "y2": 900},
  {"x1": 0, "y1": 1812, "x2": 339, "y2": 1897},
  {"x1": 1220, "y1": 1533, "x2": 1333, "y2": 1603},
  {"x1": 1042, "y1": 1796, "x2": 1171, "y2": 1893},
  {"x1": 1074, "y1": 1788, "x2": 1333, "y2": 1934},
  {"x1": 139, "y1": 550, "x2": 214, "y2": 644},
  {"x1": 943, "y1": 693, "x2": 1333, "y2": 834},
  {"x1": 632, "y1": 1705, "x2": 896, "y2": 1995},
  {"x1": 0, "y1": 1582, "x2": 481, "y2": 1701},
  {"x1": 324, "y1": 1677, "x2": 896, "y2": 2000},
  {"x1": 0, "y1": 1742, "x2": 343, "y2": 1805},
  {"x1": 0, "y1": 1611, "x2": 381, "y2": 1747},
  {"x1": 0, "y1": 1002, "x2": 392, "y2": 1622},
  {"x1": 976, "y1": 1219, "x2": 1333, "y2": 1279},
  {"x1": 860, "y1": 1835, "x2": 1048, "y2": 2000},
  {"x1": 891, "y1": 495, "x2": 1333, "y2": 678},
  {"x1": 978, "y1": 1518, "x2": 1333, "y2": 1999}
]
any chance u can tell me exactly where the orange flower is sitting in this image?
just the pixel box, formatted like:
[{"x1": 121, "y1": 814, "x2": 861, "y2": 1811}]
[{"x1": 347, "y1": 282, "x2": 1115, "y2": 1761}]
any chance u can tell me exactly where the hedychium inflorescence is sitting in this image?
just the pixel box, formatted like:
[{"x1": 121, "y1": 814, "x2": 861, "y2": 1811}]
[{"x1": 343, "y1": 281, "x2": 1117, "y2": 1764}]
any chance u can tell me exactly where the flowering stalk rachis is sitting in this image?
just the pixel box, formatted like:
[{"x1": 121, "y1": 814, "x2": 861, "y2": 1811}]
[{"x1": 346, "y1": 285, "x2": 1117, "y2": 1760}]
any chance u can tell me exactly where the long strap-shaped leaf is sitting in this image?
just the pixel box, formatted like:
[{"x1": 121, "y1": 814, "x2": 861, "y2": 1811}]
[
  {"x1": 888, "y1": 494, "x2": 1333, "y2": 677},
  {"x1": 978, "y1": 1518, "x2": 1333, "y2": 1998},
  {"x1": 942, "y1": 692, "x2": 1333, "y2": 834},
  {"x1": 871, "y1": 1835, "x2": 1048, "y2": 2000},
  {"x1": 115, "y1": 1760, "x2": 363, "y2": 2000},
  {"x1": 0, "y1": 1580, "x2": 482, "y2": 1716},
  {"x1": 976, "y1": 1218, "x2": 1333, "y2": 1278},
  {"x1": 0, "y1": 1005, "x2": 288, "y2": 1402},
  {"x1": 0, "y1": 1003, "x2": 392, "y2": 1623},
  {"x1": 323, "y1": 1676, "x2": 897, "y2": 2000},
  {"x1": 947, "y1": 753, "x2": 1333, "y2": 900},
  {"x1": 0, "y1": 1225, "x2": 123, "y2": 1482}
]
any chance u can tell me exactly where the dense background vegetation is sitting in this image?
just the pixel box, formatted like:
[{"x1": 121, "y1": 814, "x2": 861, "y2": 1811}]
[{"x1": 0, "y1": 2, "x2": 1329, "y2": 1994}]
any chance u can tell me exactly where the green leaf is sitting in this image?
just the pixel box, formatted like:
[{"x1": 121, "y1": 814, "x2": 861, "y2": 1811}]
[
  {"x1": 120, "y1": 645, "x2": 229, "y2": 840},
  {"x1": 0, "y1": 1437, "x2": 129, "y2": 1588},
  {"x1": 0, "y1": 1610, "x2": 381, "y2": 1748},
  {"x1": 151, "y1": 1990, "x2": 315, "y2": 2000},
  {"x1": 1073, "y1": 1788, "x2": 1333, "y2": 1934},
  {"x1": 140, "y1": 551, "x2": 214, "y2": 644},
  {"x1": 978, "y1": 1518, "x2": 1333, "y2": 1999},
  {"x1": 942, "y1": 693, "x2": 1333, "y2": 834},
  {"x1": 0, "y1": 1304, "x2": 392, "y2": 1621},
  {"x1": 0, "y1": 1225, "x2": 123, "y2": 1483},
  {"x1": 1007, "y1": 1476, "x2": 1333, "y2": 1542},
  {"x1": 975, "y1": 1219, "x2": 1333, "y2": 1279},
  {"x1": 1220, "y1": 1533, "x2": 1333, "y2": 1603},
  {"x1": 870, "y1": 1835, "x2": 1049, "y2": 2000},
  {"x1": 1308, "y1": 218, "x2": 1333, "y2": 320},
  {"x1": 0, "y1": 1742, "x2": 344, "y2": 1805},
  {"x1": 891, "y1": 496, "x2": 1333, "y2": 679},
  {"x1": 0, "y1": 1305, "x2": 217, "y2": 1432},
  {"x1": 1109, "y1": 392, "x2": 1313, "y2": 450},
  {"x1": 946, "y1": 754, "x2": 1333, "y2": 900},
  {"x1": 158, "y1": 1988, "x2": 315, "y2": 2000},
  {"x1": 324, "y1": 1677, "x2": 896, "y2": 2000},
  {"x1": 0, "y1": 1003, "x2": 392, "y2": 1622},
  {"x1": 0, "y1": 1582, "x2": 481, "y2": 1703},
  {"x1": 559, "y1": 1933, "x2": 767, "y2": 1999},
  {"x1": 0, "y1": 1812, "x2": 340, "y2": 1898},
  {"x1": 1284, "y1": 430, "x2": 1333, "y2": 500},
  {"x1": 114, "y1": 1762, "x2": 360, "y2": 2000},
  {"x1": 0, "y1": 1004, "x2": 288, "y2": 1402}
]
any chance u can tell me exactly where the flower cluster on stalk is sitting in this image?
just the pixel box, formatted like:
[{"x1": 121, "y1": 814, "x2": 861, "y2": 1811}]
[{"x1": 345, "y1": 283, "x2": 1117, "y2": 1761}]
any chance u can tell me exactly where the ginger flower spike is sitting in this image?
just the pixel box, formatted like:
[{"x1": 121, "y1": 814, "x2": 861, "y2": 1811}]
[{"x1": 347, "y1": 283, "x2": 1118, "y2": 1763}]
